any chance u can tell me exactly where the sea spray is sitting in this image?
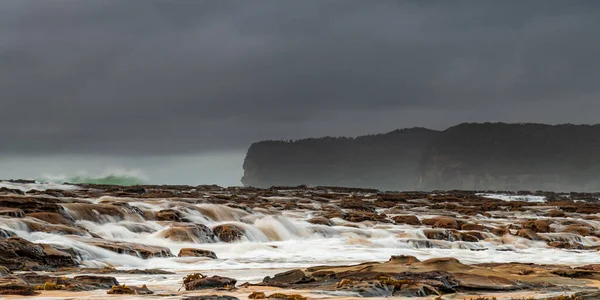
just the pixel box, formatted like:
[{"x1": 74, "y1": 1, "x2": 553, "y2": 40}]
[{"x1": 41, "y1": 168, "x2": 147, "y2": 186}]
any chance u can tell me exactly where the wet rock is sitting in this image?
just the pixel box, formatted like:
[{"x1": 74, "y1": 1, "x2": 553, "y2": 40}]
[
  {"x1": 336, "y1": 280, "x2": 394, "y2": 297},
  {"x1": 343, "y1": 211, "x2": 388, "y2": 223},
  {"x1": 394, "y1": 283, "x2": 440, "y2": 297},
  {"x1": 423, "y1": 229, "x2": 463, "y2": 242},
  {"x1": 249, "y1": 291, "x2": 266, "y2": 299},
  {"x1": 389, "y1": 255, "x2": 420, "y2": 264},
  {"x1": 452, "y1": 273, "x2": 522, "y2": 290},
  {"x1": 517, "y1": 229, "x2": 542, "y2": 240},
  {"x1": 158, "y1": 224, "x2": 215, "y2": 243},
  {"x1": 463, "y1": 231, "x2": 487, "y2": 240},
  {"x1": 547, "y1": 241, "x2": 584, "y2": 250},
  {"x1": 213, "y1": 224, "x2": 244, "y2": 242},
  {"x1": 156, "y1": 209, "x2": 184, "y2": 221},
  {"x1": 73, "y1": 275, "x2": 120, "y2": 290},
  {"x1": 373, "y1": 199, "x2": 398, "y2": 208},
  {"x1": 321, "y1": 210, "x2": 345, "y2": 219},
  {"x1": 393, "y1": 215, "x2": 421, "y2": 225},
  {"x1": 17, "y1": 272, "x2": 121, "y2": 291},
  {"x1": 107, "y1": 284, "x2": 153, "y2": 295},
  {"x1": 576, "y1": 206, "x2": 600, "y2": 214},
  {"x1": 339, "y1": 198, "x2": 375, "y2": 212},
  {"x1": 491, "y1": 227, "x2": 510, "y2": 236},
  {"x1": 263, "y1": 269, "x2": 309, "y2": 286},
  {"x1": 60, "y1": 203, "x2": 138, "y2": 222},
  {"x1": 0, "y1": 187, "x2": 25, "y2": 195},
  {"x1": 522, "y1": 220, "x2": 552, "y2": 233},
  {"x1": 22, "y1": 218, "x2": 89, "y2": 236},
  {"x1": 25, "y1": 212, "x2": 73, "y2": 225},
  {"x1": 421, "y1": 257, "x2": 468, "y2": 271},
  {"x1": 40, "y1": 244, "x2": 78, "y2": 267},
  {"x1": 0, "y1": 207, "x2": 24, "y2": 218},
  {"x1": 184, "y1": 275, "x2": 237, "y2": 291},
  {"x1": 307, "y1": 217, "x2": 333, "y2": 226},
  {"x1": 0, "y1": 237, "x2": 77, "y2": 270},
  {"x1": 0, "y1": 276, "x2": 36, "y2": 296},
  {"x1": 461, "y1": 223, "x2": 488, "y2": 231},
  {"x1": 0, "y1": 196, "x2": 64, "y2": 214},
  {"x1": 266, "y1": 293, "x2": 307, "y2": 300},
  {"x1": 560, "y1": 224, "x2": 595, "y2": 236},
  {"x1": 547, "y1": 209, "x2": 566, "y2": 217},
  {"x1": 178, "y1": 248, "x2": 218, "y2": 259},
  {"x1": 423, "y1": 217, "x2": 459, "y2": 230},
  {"x1": 74, "y1": 237, "x2": 173, "y2": 258}
]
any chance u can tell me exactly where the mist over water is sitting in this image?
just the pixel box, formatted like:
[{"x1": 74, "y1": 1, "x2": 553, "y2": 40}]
[{"x1": 0, "y1": 152, "x2": 245, "y2": 186}]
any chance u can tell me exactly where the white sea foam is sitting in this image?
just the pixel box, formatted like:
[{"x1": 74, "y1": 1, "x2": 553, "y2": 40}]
[
  {"x1": 477, "y1": 193, "x2": 547, "y2": 203},
  {"x1": 0, "y1": 180, "x2": 80, "y2": 192}
]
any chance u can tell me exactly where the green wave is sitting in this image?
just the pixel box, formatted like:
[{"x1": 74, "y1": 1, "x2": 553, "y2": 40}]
[
  {"x1": 65, "y1": 174, "x2": 145, "y2": 186},
  {"x1": 41, "y1": 171, "x2": 147, "y2": 186}
]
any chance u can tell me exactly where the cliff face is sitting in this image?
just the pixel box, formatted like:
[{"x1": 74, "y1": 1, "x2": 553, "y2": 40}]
[
  {"x1": 242, "y1": 128, "x2": 440, "y2": 191},
  {"x1": 417, "y1": 123, "x2": 600, "y2": 192},
  {"x1": 242, "y1": 123, "x2": 600, "y2": 192}
]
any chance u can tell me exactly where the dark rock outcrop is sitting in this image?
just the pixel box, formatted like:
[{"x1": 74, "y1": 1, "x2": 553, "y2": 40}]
[
  {"x1": 242, "y1": 128, "x2": 439, "y2": 190},
  {"x1": 243, "y1": 123, "x2": 600, "y2": 191}
]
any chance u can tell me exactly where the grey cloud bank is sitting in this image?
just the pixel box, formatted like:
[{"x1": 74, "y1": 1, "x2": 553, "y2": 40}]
[{"x1": 1, "y1": 0, "x2": 599, "y2": 183}]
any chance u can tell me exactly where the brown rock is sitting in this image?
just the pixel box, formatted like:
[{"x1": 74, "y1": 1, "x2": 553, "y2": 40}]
[
  {"x1": 0, "y1": 237, "x2": 76, "y2": 270},
  {"x1": 522, "y1": 220, "x2": 552, "y2": 233},
  {"x1": 107, "y1": 284, "x2": 153, "y2": 295},
  {"x1": 547, "y1": 241, "x2": 584, "y2": 250},
  {"x1": 394, "y1": 283, "x2": 440, "y2": 297},
  {"x1": 560, "y1": 224, "x2": 594, "y2": 236},
  {"x1": 22, "y1": 219, "x2": 88, "y2": 236},
  {"x1": 461, "y1": 223, "x2": 487, "y2": 231},
  {"x1": 491, "y1": 227, "x2": 510, "y2": 236},
  {"x1": 547, "y1": 209, "x2": 566, "y2": 218},
  {"x1": 73, "y1": 275, "x2": 119, "y2": 289},
  {"x1": 267, "y1": 293, "x2": 307, "y2": 300},
  {"x1": 213, "y1": 224, "x2": 244, "y2": 242},
  {"x1": 423, "y1": 217, "x2": 459, "y2": 230},
  {"x1": 0, "y1": 208, "x2": 25, "y2": 218},
  {"x1": 249, "y1": 291, "x2": 266, "y2": 299},
  {"x1": 0, "y1": 276, "x2": 36, "y2": 296},
  {"x1": 423, "y1": 229, "x2": 461, "y2": 241},
  {"x1": 452, "y1": 273, "x2": 519, "y2": 290},
  {"x1": 73, "y1": 237, "x2": 173, "y2": 259},
  {"x1": 156, "y1": 209, "x2": 184, "y2": 221},
  {"x1": 339, "y1": 199, "x2": 375, "y2": 212},
  {"x1": 263, "y1": 269, "x2": 308, "y2": 286},
  {"x1": 184, "y1": 275, "x2": 236, "y2": 291},
  {"x1": 26, "y1": 212, "x2": 73, "y2": 226},
  {"x1": 178, "y1": 248, "x2": 218, "y2": 259},
  {"x1": 517, "y1": 229, "x2": 542, "y2": 240},
  {"x1": 393, "y1": 215, "x2": 421, "y2": 225},
  {"x1": 389, "y1": 255, "x2": 420, "y2": 264},
  {"x1": 307, "y1": 217, "x2": 333, "y2": 226},
  {"x1": 158, "y1": 224, "x2": 215, "y2": 243}
]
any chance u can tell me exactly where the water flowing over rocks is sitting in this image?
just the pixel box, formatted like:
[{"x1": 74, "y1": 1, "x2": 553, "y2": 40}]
[{"x1": 0, "y1": 181, "x2": 600, "y2": 298}]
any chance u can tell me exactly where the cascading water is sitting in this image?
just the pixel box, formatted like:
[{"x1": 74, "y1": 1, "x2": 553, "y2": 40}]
[{"x1": 2, "y1": 182, "x2": 600, "y2": 287}]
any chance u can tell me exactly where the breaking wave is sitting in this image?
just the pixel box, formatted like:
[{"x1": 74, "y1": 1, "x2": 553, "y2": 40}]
[{"x1": 41, "y1": 169, "x2": 147, "y2": 186}]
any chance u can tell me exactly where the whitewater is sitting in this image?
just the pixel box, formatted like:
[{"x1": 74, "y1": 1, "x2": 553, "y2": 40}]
[{"x1": 1, "y1": 181, "x2": 599, "y2": 299}]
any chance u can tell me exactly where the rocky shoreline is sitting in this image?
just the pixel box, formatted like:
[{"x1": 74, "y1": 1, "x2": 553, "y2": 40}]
[{"x1": 0, "y1": 182, "x2": 599, "y2": 299}]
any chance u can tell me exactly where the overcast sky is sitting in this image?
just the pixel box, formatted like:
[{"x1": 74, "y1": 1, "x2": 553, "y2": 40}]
[{"x1": 1, "y1": 0, "x2": 599, "y2": 184}]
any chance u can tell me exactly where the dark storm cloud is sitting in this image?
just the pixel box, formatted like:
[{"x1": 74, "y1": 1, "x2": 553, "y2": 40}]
[{"x1": 1, "y1": 0, "x2": 600, "y2": 155}]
